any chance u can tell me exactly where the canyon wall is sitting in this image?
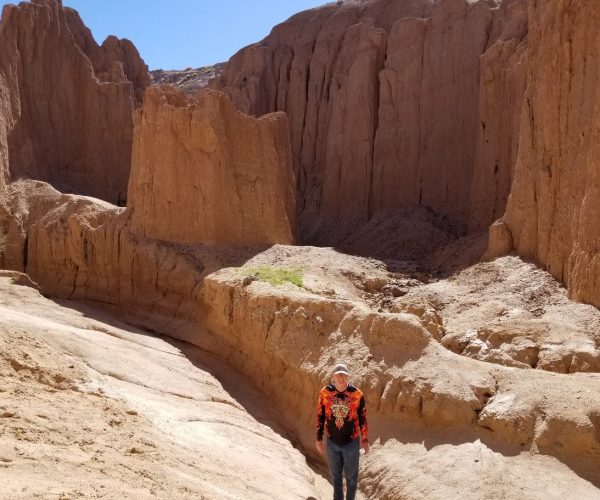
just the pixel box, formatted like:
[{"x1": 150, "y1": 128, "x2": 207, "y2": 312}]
[
  {"x1": 213, "y1": 0, "x2": 528, "y2": 241},
  {"x1": 489, "y1": 0, "x2": 600, "y2": 309},
  {"x1": 128, "y1": 86, "x2": 296, "y2": 247},
  {"x1": 468, "y1": 0, "x2": 528, "y2": 231},
  {"x1": 1, "y1": 83, "x2": 296, "y2": 272},
  {"x1": 0, "y1": 0, "x2": 148, "y2": 204}
]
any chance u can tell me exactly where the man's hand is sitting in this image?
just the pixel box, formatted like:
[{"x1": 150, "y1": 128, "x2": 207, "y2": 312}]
[
  {"x1": 316, "y1": 440, "x2": 325, "y2": 455},
  {"x1": 362, "y1": 440, "x2": 370, "y2": 454}
]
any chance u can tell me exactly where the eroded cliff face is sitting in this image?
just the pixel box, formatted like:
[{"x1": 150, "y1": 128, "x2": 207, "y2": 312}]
[
  {"x1": 7, "y1": 182, "x2": 600, "y2": 495},
  {"x1": 64, "y1": 8, "x2": 150, "y2": 104},
  {"x1": 128, "y1": 86, "x2": 296, "y2": 247},
  {"x1": 213, "y1": 0, "x2": 529, "y2": 242},
  {"x1": 489, "y1": 0, "x2": 600, "y2": 309},
  {"x1": 1, "y1": 83, "x2": 296, "y2": 275},
  {"x1": 0, "y1": 0, "x2": 148, "y2": 204},
  {"x1": 469, "y1": 0, "x2": 528, "y2": 231}
]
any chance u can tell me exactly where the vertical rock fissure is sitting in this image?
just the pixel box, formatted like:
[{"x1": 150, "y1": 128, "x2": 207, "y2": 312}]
[
  {"x1": 417, "y1": 17, "x2": 428, "y2": 208},
  {"x1": 367, "y1": 36, "x2": 387, "y2": 220}
]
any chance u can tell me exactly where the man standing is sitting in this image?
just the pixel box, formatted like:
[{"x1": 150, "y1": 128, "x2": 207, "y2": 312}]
[{"x1": 315, "y1": 363, "x2": 369, "y2": 500}]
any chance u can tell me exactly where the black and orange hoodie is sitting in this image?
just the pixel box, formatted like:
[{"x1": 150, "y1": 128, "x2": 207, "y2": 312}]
[{"x1": 316, "y1": 384, "x2": 368, "y2": 446}]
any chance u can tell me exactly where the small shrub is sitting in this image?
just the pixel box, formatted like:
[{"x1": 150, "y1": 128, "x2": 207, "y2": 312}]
[{"x1": 239, "y1": 265, "x2": 303, "y2": 287}]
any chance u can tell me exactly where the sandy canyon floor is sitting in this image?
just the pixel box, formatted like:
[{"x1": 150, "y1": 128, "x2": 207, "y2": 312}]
[
  {"x1": 1, "y1": 240, "x2": 600, "y2": 499},
  {"x1": 0, "y1": 272, "x2": 337, "y2": 499}
]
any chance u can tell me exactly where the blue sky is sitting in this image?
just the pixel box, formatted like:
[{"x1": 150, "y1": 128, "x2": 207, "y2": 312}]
[{"x1": 57, "y1": 0, "x2": 327, "y2": 70}]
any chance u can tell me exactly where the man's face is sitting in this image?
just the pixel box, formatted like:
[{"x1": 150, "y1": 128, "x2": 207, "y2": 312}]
[{"x1": 333, "y1": 373, "x2": 349, "y2": 387}]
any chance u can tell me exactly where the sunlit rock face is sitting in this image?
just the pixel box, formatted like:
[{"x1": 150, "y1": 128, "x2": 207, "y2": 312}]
[
  {"x1": 490, "y1": 0, "x2": 600, "y2": 310},
  {"x1": 128, "y1": 86, "x2": 297, "y2": 247},
  {"x1": 213, "y1": 0, "x2": 528, "y2": 243},
  {"x1": 0, "y1": 0, "x2": 148, "y2": 204}
]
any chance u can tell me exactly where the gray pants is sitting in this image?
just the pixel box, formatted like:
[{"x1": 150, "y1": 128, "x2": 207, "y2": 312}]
[{"x1": 326, "y1": 438, "x2": 360, "y2": 500}]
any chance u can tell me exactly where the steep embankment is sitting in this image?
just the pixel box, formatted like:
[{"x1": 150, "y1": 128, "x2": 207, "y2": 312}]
[
  {"x1": 0, "y1": 0, "x2": 148, "y2": 203},
  {"x1": 212, "y1": 0, "x2": 527, "y2": 241},
  {"x1": 128, "y1": 86, "x2": 296, "y2": 247},
  {"x1": 489, "y1": 0, "x2": 600, "y2": 310},
  {"x1": 0, "y1": 272, "x2": 327, "y2": 499}
]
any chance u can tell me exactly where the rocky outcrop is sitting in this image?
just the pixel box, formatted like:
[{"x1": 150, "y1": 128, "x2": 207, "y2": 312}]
[
  {"x1": 0, "y1": 0, "x2": 148, "y2": 204},
  {"x1": 201, "y1": 262, "x2": 600, "y2": 490},
  {"x1": 3, "y1": 104, "x2": 295, "y2": 291},
  {"x1": 2, "y1": 0, "x2": 600, "y2": 496},
  {"x1": 6, "y1": 181, "x2": 597, "y2": 486},
  {"x1": 64, "y1": 8, "x2": 149, "y2": 104},
  {"x1": 0, "y1": 180, "x2": 82, "y2": 272},
  {"x1": 8, "y1": 182, "x2": 207, "y2": 326},
  {"x1": 489, "y1": 0, "x2": 600, "y2": 309},
  {"x1": 3, "y1": 180, "x2": 597, "y2": 493},
  {"x1": 128, "y1": 86, "x2": 296, "y2": 246},
  {"x1": 212, "y1": 0, "x2": 529, "y2": 242},
  {"x1": 150, "y1": 63, "x2": 225, "y2": 94},
  {"x1": 2, "y1": 80, "x2": 296, "y2": 290}
]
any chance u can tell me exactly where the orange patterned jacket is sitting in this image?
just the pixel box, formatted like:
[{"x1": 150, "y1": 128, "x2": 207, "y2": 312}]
[{"x1": 316, "y1": 384, "x2": 368, "y2": 446}]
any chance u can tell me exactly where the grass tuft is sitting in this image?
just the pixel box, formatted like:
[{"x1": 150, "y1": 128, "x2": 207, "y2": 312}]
[{"x1": 239, "y1": 265, "x2": 303, "y2": 287}]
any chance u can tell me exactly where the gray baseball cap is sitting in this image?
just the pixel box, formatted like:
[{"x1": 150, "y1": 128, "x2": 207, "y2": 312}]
[{"x1": 333, "y1": 363, "x2": 350, "y2": 375}]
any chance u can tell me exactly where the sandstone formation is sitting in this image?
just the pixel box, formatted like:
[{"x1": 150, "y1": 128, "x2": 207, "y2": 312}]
[
  {"x1": 0, "y1": 0, "x2": 148, "y2": 204},
  {"x1": 209, "y1": 0, "x2": 600, "y2": 314},
  {"x1": 128, "y1": 86, "x2": 296, "y2": 246},
  {"x1": 212, "y1": 0, "x2": 528, "y2": 242},
  {"x1": 203, "y1": 249, "x2": 600, "y2": 496},
  {"x1": 2, "y1": 0, "x2": 600, "y2": 497},
  {"x1": 0, "y1": 180, "x2": 87, "y2": 272},
  {"x1": 65, "y1": 7, "x2": 150, "y2": 104},
  {"x1": 0, "y1": 273, "x2": 325, "y2": 499},
  {"x1": 1, "y1": 180, "x2": 598, "y2": 496},
  {"x1": 488, "y1": 0, "x2": 600, "y2": 309},
  {"x1": 468, "y1": 0, "x2": 528, "y2": 231},
  {"x1": 1, "y1": 75, "x2": 297, "y2": 296}
]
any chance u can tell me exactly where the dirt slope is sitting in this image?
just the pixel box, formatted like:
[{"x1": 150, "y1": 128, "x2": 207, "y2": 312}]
[{"x1": 0, "y1": 272, "x2": 328, "y2": 499}]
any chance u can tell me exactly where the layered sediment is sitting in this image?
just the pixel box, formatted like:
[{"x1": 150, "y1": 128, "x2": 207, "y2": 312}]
[
  {"x1": 0, "y1": 0, "x2": 148, "y2": 203},
  {"x1": 489, "y1": 0, "x2": 600, "y2": 309},
  {"x1": 213, "y1": 0, "x2": 528, "y2": 241}
]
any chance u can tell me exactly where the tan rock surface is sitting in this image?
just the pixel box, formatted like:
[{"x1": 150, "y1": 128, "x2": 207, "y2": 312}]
[
  {"x1": 401, "y1": 255, "x2": 600, "y2": 373},
  {"x1": 3, "y1": 0, "x2": 600, "y2": 498},
  {"x1": 468, "y1": 0, "x2": 528, "y2": 231},
  {"x1": 7, "y1": 182, "x2": 599, "y2": 496},
  {"x1": 63, "y1": 7, "x2": 149, "y2": 104},
  {"x1": 0, "y1": 272, "x2": 326, "y2": 499},
  {"x1": 213, "y1": 0, "x2": 527, "y2": 242},
  {"x1": 0, "y1": 0, "x2": 148, "y2": 203},
  {"x1": 201, "y1": 246, "x2": 600, "y2": 497},
  {"x1": 489, "y1": 0, "x2": 600, "y2": 309},
  {"x1": 128, "y1": 86, "x2": 296, "y2": 247},
  {"x1": 4, "y1": 183, "x2": 600, "y2": 498}
]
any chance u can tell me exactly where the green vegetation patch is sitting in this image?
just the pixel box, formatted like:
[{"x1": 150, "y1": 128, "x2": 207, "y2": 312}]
[{"x1": 238, "y1": 265, "x2": 303, "y2": 287}]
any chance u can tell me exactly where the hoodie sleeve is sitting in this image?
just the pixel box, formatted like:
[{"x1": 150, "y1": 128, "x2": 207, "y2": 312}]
[
  {"x1": 316, "y1": 389, "x2": 326, "y2": 441},
  {"x1": 358, "y1": 394, "x2": 368, "y2": 442}
]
